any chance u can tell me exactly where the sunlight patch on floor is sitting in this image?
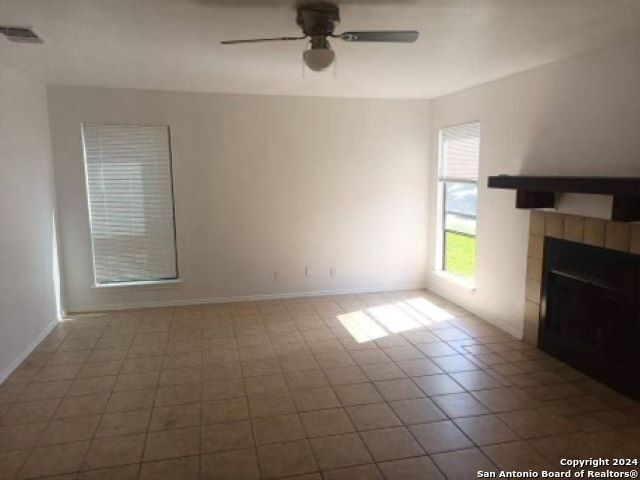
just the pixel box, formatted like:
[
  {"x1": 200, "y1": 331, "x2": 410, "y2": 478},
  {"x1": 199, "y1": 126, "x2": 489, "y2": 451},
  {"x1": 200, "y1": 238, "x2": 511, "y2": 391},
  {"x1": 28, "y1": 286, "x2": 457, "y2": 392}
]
[{"x1": 338, "y1": 296, "x2": 455, "y2": 343}]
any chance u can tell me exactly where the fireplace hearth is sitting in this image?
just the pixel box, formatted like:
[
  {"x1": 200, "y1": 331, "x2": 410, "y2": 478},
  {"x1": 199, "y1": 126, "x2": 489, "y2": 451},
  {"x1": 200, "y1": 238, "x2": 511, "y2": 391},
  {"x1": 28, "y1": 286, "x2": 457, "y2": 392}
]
[{"x1": 540, "y1": 237, "x2": 640, "y2": 399}]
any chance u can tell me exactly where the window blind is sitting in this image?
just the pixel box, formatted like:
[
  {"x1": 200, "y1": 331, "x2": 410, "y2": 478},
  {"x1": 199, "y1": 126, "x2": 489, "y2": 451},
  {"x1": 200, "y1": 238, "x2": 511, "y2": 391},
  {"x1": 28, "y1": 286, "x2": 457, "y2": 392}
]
[
  {"x1": 82, "y1": 124, "x2": 178, "y2": 285},
  {"x1": 439, "y1": 122, "x2": 480, "y2": 181}
]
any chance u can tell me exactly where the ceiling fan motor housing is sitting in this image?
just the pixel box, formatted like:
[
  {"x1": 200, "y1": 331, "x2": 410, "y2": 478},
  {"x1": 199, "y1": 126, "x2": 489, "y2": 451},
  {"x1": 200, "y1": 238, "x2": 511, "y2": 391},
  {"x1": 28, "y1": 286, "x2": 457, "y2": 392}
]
[{"x1": 296, "y1": 2, "x2": 340, "y2": 38}]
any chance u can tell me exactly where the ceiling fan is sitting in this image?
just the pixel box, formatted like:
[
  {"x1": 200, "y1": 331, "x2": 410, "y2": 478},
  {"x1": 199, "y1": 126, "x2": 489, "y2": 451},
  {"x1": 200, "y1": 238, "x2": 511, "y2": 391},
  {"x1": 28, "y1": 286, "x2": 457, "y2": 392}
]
[{"x1": 220, "y1": 2, "x2": 419, "y2": 71}]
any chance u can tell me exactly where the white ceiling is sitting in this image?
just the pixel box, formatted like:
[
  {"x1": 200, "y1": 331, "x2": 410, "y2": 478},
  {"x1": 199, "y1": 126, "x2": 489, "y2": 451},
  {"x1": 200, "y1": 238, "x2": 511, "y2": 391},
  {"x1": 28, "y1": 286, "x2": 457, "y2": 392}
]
[{"x1": 1, "y1": 0, "x2": 639, "y2": 99}]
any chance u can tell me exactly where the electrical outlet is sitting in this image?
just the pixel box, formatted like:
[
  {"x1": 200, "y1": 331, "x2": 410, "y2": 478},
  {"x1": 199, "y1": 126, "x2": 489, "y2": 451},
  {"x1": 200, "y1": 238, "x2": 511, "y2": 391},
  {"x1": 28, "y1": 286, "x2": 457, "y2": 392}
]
[
  {"x1": 330, "y1": 267, "x2": 337, "y2": 277},
  {"x1": 305, "y1": 267, "x2": 314, "y2": 277},
  {"x1": 274, "y1": 271, "x2": 282, "y2": 281}
]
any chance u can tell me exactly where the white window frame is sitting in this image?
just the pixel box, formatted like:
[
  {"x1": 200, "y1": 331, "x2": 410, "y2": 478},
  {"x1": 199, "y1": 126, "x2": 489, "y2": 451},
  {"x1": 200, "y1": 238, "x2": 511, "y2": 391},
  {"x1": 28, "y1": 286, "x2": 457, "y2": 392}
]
[
  {"x1": 81, "y1": 123, "x2": 180, "y2": 288},
  {"x1": 435, "y1": 121, "x2": 481, "y2": 285}
]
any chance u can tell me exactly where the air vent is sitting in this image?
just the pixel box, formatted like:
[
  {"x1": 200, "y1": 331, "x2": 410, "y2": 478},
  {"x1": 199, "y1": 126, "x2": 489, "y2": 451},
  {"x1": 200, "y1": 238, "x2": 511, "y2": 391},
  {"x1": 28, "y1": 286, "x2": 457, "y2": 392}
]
[{"x1": 0, "y1": 26, "x2": 43, "y2": 43}]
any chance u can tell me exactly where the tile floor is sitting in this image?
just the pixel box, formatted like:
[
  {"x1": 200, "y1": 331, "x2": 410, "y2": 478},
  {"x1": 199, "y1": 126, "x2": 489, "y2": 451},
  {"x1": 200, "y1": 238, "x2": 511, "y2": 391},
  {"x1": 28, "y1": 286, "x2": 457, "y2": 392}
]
[{"x1": 0, "y1": 289, "x2": 639, "y2": 479}]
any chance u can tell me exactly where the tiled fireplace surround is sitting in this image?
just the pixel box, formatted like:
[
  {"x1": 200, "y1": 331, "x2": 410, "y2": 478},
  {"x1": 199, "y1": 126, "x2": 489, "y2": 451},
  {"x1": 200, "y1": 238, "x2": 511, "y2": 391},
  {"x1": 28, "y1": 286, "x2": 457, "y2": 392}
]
[{"x1": 523, "y1": 211, "x2": 640, "y2": 345}]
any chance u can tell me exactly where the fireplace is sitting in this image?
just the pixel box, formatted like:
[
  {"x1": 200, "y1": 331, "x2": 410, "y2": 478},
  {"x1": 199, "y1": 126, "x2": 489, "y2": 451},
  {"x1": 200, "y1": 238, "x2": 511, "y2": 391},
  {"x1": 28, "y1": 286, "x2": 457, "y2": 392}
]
[{"x1": 539, "y1": 237, "x2": 640, "y2": 399}]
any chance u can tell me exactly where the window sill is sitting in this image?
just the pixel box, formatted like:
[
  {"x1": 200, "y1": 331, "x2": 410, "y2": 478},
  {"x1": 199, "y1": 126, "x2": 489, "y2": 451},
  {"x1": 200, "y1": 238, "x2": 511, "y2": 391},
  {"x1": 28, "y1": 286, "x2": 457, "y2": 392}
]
[
  {"x1": 92, "y1": 279, "x2": 183, "y2": 289},
  {"x1": 432, "y1": 270, "x2": 476, "y2": 292}
]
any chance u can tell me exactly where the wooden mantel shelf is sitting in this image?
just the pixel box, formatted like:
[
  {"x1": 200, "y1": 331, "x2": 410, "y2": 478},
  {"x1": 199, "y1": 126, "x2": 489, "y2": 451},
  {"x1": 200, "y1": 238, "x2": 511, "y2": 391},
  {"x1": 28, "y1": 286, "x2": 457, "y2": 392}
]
[{"x1": 487, "y1": 175, "x2": 640, "y2": 222}]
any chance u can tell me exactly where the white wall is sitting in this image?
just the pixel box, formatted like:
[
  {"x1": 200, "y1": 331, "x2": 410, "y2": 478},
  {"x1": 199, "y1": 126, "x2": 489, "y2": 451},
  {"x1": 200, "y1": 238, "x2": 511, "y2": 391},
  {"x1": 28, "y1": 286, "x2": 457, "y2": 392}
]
[
  {"x1": 0, "y1": 64, "x2": 60, "y2": 382},
  {"x1": 427, "y1": 37, "x2": 640, "y2": 337},
  {"x1": 48, "y1": 87, "x2": 431, "y2": 312}
]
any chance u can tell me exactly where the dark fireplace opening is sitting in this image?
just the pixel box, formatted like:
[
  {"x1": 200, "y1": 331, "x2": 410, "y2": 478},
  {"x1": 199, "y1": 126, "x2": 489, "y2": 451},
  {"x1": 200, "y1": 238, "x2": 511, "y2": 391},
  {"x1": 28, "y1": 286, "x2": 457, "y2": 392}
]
[{"x1": 540, "y1": 237, "x2": 640, "y2": 399}]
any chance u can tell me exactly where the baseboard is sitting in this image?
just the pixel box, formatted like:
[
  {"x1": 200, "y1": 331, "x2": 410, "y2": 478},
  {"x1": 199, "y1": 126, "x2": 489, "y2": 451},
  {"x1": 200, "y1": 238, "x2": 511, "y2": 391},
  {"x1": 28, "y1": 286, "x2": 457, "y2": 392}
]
[
  {"x1": 68, "y1": 282, "x2": 429, "y2": 314},
  {"x1": 0, "y1": 316, "x2": 60, "y2": 384}
]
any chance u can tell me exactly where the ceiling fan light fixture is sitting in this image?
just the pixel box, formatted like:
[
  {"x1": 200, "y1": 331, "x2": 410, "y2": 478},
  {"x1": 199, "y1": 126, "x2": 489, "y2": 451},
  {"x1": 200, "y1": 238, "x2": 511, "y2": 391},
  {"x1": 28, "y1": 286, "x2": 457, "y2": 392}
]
[{"x1": 303, "y1": 46, "x2": 335, "y2": 72}]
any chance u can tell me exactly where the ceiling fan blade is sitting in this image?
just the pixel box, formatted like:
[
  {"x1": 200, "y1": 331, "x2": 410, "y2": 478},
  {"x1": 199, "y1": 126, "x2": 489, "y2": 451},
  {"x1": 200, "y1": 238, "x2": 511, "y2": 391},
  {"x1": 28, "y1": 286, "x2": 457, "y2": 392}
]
[
  {"x1": 221, "y1": 36, "x2": 307, "y2": 45},
  {"x1": 337, "y1": 30, "x2": 419, "y2": 43}
]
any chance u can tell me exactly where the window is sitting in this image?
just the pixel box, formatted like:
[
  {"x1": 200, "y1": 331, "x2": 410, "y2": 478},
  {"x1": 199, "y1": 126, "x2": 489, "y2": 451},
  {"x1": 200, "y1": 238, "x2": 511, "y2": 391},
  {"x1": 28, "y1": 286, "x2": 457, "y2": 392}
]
[
  {"x1": 82, "y1": 124, "x2": 178, "y2": 285},
  {"x1": 438, "y1": 122, "x2": 480, "y2": 280}
]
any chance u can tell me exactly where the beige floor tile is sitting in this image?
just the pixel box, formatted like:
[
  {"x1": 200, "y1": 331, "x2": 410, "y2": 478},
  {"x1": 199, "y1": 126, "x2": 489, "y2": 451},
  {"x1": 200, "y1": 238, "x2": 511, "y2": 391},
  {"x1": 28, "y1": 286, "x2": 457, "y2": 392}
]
[
  {"x1": 0, "y1": 422, "x2": 47, "y2": 452},
  {"x1": 322, "y1": 464, "x2": 383, "y2": 480},
  {"x1": 120, "y1": 357, "x2": 163, "y2": 374},
  {"x1": 202, "y1": 398, "x2": 248, "y2": 424},
  {"x1": 58, "y1": 337, "x2": 99, "y2": 352},
  {"x1": 334, "y1": 383, "x2": 384, "y2": 407},
  {"x1": 292, "y1": 387, "x2": 340, "y2": 412},
  {"x1": 360, "y1": 426, "x2": 424, "y2": 462},
  {"x1": 39, "y1": 415, "x2": 101, "y2": 445},
  {"x1": 248, "y1": 392, "x2": 296, "y2": 418},
  {"x1": 431, "y1": 355, "x2": 479, "y2": 373},
  {"x1": 382, "y1": 345, "x2": 424, "y2": 362},
  {"x1": 67, "y1": 376, "x2": 117, "y2": 397},
  {"x1": 374, "y1": 379, "x2": 424, "y2": 401},
  {"x1": 402, "y1": 330, "x2": 441, "y2": 345},
  {"x1": 162, "y1": 352, "x2": 202, "y2": 370},
  {"x1": 244, "y1": 374, "x2": 288, "y2": 396},
  {"x1": 431, "y1": 392, "x2": 490, "y2": 418},
  {"x1": 252, "y1": 414, "x2": 306, "y2": 445},
  {"x1": 498, "y1": 409, "x2": 578, "y2": 438},
  {"x1": 314, "y1": 352, "x2": 355, "y2": 369},
  {"x1": 139, "y1": 455, "x2": 199, "y2": 480},
  {"x1": 257, "y1": 439, "x2": 318, "y2": 478},
  {"x1": 389, "y1": 397, "x2": 447, "y2": 425},
  {"x1": 412, "y1": 374, "x2": 464, "y2": 396},
  {"x1": 300, "y1": 408, "x2": 354, "y2": 437},
  {"x1": 201, "y1": 420, "x2": 254, "y2": 453},
  {"x1": 144, "y1": 426, "x2": 200, "y2": 461},
  {"x1": 155, "y1": 384, "x2": 202, "y2": 407},
  {"x1": 278, "y1": 355, "x2": 319, "y2": 373},
  {"x1": 346, "y1": 403, "x2": 401, "y2": 431},
  {"x1": 202, "y1": 378, "x2": 245, "y2": 402},
  {"x1": 2, "y1": 399, "x2": 60, "y2": 425},
  {"x1": 450, "y1": 370, "x2": 503, "y2": 390},
  {"x1": 395, "y1": 358, "x2": 443, "y2": 377},
  {"x1": 84, "y1": 434, "x2": 146, "y2": 469},
  {"x1": 106, "y1": 389, "x2": 156, "y2": 413},
  {"x1": 482, "y1": 440, "x2": 552, "y2": 470},
  {"x1": 49, "y1": 350, "x2": 92, "y2": 366},
  {"x1": 415, "y1": 342, "x2": 458, "y2": 357},
  {"x1": 0, "y1": 450, "x2": 30, "y2": 480},
  {"x1": 159, "y1": 367, "x2": 202, "y2": 387},
  {"x1": 410, "y1": 420, "x2": 472, "y2": 454},
  {"x1": 472, "y1": 387, "x2": 539, "y2": 412},
  {"x1": 19, "y1": 380, "x2": 72, "y2": 401},
  {"x1": 95, "y1": 409, "x2": 151, "y2": 438},
  {"x1": 0, "y1": 384, "x2": 26, "y2": 406},
  {"x1": 96, "y1": 335, "x2": 134, "y2": 350},
  {"x1": 33, "y1": 364, "x2": 83, "y2": 382},
  {"x1": 79, "y1": 464, "x2": 140, "y2": 480},
  {"x1": 78, "y1": 361, "x2": 123, "y2": 378},
  {"x1": 324, "y1": 366, "x2": 368, "y2": 386},
  {"x1": 433, "y1": 328, "x2": 472, "y2": 342},
  {"x1": 431, "y1": 447, "x2": 497, "y2": 479},
  {"x1": 378, "y1": 456, "x2": 444, "y2": 480},
  {"x1": 454, "y1": 414, "x2": 519, "y2": 445},
  {"x1": 114, "y1": 372, "x2": 159, "y2": 392},
  {"x1": 150, "y1": 402, "x2": 200, "y2": 431},
  {"x1": 360, "y1": 362, "x2": 406, "y2": 382},
  {"x1": 241, "y1": 359, "x2": 281, "y2": 377},
  {"x1": 310, "y1": 433, "x2": 372, "y2": 470},
  {"x1": 201, "y1": 448, "x2": 259, "y2": 480},
  {"x1": 20, "y1": 440, "x2": 89, "y2": 478},
  {"x1": 285, "y1": 370, "x2": 330, "y2": 390},
  {"x1": 349, "y1": 349, "x2": 390, "y2": 366}
]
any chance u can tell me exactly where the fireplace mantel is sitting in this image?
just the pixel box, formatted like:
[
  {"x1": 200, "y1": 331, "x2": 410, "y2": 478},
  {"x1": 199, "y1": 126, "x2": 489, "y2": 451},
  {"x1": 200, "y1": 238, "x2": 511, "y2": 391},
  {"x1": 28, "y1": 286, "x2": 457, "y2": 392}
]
[{"x1": 487, "y1": 175, "x2": 640, "y2": 221}]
